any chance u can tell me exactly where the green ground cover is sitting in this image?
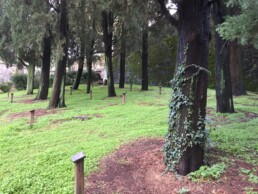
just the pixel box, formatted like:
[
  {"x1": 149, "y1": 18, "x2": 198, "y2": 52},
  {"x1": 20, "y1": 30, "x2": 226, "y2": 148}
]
[{"x1": 0, "y1": 85, "x2": 257, "y2": 193}]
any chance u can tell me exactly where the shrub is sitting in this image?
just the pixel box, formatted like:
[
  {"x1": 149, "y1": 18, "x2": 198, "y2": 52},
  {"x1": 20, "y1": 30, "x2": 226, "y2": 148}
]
[
  {"x1": 11, "y1": 74, "x2": 27, "y2": 90},
  {"x1": 188, "y1": 163, "x2": 226, "y2": 182},
  {"x1": 0, "y1": 82, "x2": 12, "y2": 93},
  {"x1": 11, "y1": 73, "x2": 41, "y2": 90}
]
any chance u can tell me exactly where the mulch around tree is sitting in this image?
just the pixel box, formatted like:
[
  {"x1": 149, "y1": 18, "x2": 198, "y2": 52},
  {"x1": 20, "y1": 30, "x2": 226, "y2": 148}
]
[{"x1": 85, "y1": 138, "x2": 257, "y2": 194}]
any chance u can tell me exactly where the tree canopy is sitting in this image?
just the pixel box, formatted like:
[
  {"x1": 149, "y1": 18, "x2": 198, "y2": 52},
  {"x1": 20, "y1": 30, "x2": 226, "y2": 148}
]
[{"x1": 217, "y1": 0, "x2": 258, "y2": 48}]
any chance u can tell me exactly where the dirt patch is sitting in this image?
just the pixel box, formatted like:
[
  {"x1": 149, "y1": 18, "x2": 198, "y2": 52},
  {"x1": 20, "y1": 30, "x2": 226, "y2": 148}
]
[
  {"x1": 85, "y1": 138, "x2": 257, "y2": 194},
  {"x1": 138, "y1": 102, "x2": 167, "y2": 107},
  {"x1": 8, "y1": 108, "x2": 59, "y2": 121},
  {"x1": 206, "y1": 108, "x2": 258, "y2": 126},
  {"x1": 73, "y1": 114, "x2": 104, "y2": 121},
  {"x1": 19, "y1": 99, "x2": 48, "y2": 104}
]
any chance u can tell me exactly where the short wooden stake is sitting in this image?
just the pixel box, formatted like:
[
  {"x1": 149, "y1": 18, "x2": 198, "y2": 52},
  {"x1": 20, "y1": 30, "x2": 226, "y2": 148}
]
[
  {"x1": 89, "y1": 90, "x2": 92, "y2": 100},
  {"x1": 70, "y1": 87, "x2": 73, "y2": 95},
  {"x1": 130, "y1": 82, "x2": 133, "y2": 91},
  {"x1": 30, "y1": 110, "x2": 35, "y2": 127},
  {"x1": 71, "y1": 152, "x2": 86, "y2": 194},
  {"x1": 122, "y1": 93, "x2": 126, "y2": 104},
  {"x1": 159, "y1": 86, "x2": 162, "y2": 95},
  {"x1": 10, "y1": 93, "x2": 14, "y2": 103}
]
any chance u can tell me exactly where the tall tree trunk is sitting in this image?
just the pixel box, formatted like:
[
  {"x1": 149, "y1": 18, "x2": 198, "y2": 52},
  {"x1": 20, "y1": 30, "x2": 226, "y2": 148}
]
[
  {"x1": 119, "y1": 22, "x2": 126, "y2": 89},
  {"x1": 163, "y1": 0, "x2": 210, "y2": 175},
  {"x1": 48, "y1": 0, "x2": 68, "y2": 109},
  {"x1": 86, "y1": 18, "x2": 95, "y2": 94},
  {"x1": 26, "y1": 63, "x2": 35, "y2": 95},
  {"x1": 141, "y1": 24, "x2": 148, "y2": 91},
  {"x1": 73, "y1": 46, "x2": 85, "y2": 90},
  {"x1": 102, "y1": 11, "x2": 116, "y2": 97},
  {"x1": 230, "y1": 41, "x2": 246, "y2": 96},
  {"x1": 59, "y1": 71, "x2": 66, "y2": 107},
  {"x1": 213, "y1": 0, "x2": 235, "y2": 113},
  {"x1": 36, "y1": 34, "x2": 51, "y2": 100}
]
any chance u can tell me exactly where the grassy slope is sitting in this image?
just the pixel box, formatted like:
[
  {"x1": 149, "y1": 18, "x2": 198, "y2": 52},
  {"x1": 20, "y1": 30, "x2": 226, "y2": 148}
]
[{"x1": 0, "y1": 85, "x2": 257, "y2": 193}]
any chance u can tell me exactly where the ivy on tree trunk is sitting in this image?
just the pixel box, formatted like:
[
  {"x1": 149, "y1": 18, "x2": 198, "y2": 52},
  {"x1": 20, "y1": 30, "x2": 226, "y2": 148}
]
[{"x1": 159, "y1": 0, "x2": 210, "y2": 175}]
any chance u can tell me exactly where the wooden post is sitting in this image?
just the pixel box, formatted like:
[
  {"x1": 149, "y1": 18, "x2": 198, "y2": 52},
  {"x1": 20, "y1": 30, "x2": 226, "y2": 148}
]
[
  {"x1": 7, "y1": 92, "x2": 10, "y2": 98},
  {"x1": 122, "y1": 93, "x2": 126, "y2": 104},
  {"x1": 70, "y1": 87, "x2": 73, "y2": 95},
  {"x1": 159, "y1": 86, "x2": 162, "y2": 95},
  {"x1": 30, "y1": 110, "x2": 35, "y2": 127},
  {"x1": 89, "y1": 90, "x2": 92, "y2": 100},
  {"x1": 10, "y1": 93, "x2": 14, "y2": 103},
  {"x1": 71, "y1": 152, "x2": 86, "y2": 194},
  {"x1": 130, "y1": 82, "x2": 133, "y2": 91}
]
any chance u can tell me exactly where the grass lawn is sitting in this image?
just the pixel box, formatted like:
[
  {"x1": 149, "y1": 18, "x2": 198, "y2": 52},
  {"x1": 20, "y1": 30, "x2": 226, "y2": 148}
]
[{"x1": 0, "y1": 84, "x2": 257, "y2": 193}]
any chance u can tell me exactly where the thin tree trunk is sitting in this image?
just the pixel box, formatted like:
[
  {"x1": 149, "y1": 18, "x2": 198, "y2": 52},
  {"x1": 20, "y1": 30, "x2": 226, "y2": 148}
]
[
  {"x1": 141, "y1": 24, "x2": 148, "y2": 91},
  {"x1": 119, "y1": 22, "x2": 126, "y2": 89},
  {"x1": 26, "y1": 63, "x2": 35, "y2": 95},
  {"x1": 213, "y1": 0, "x2": 234, "y2": 113},
  {"x1": 48, "y1": 0, "x2": 68, "y2": 109},
  {"x1": 73, "y1": 46, "x2": 85, "y2": 90},
  {"x1": 86, "y1": 18, "x2": 95, "y2": 94},
  {"x1": 230, "y1": 41, "x2": 246, "y2": 96},
  {"x1": 59, "y1": 71, "x2": 66, "y2": 107},
  {"x1": 163, "y1": 0, "x2": 210, "y2": 175},
  {"x1": 36, "y1": 34, "x2": 51, "y2": 100},
  {"x1": 102, "y1": 11, "x2": 116, "y2": 97}
]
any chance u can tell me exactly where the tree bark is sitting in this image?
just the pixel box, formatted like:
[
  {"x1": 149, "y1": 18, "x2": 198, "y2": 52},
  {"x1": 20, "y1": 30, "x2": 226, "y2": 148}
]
[
  {"x1": 119, "y1": 23, "x2": 126, "y2": 89},
  {"x1": 36, "y1": 34, "x2": 51, "y2": 100},
  {"x1": 73, "y1": 46, "x2": 85, "y2": 90},
  {"x1": 161, "y1": 0, "x2": 210, "y2": 175},
  {"x1": 213, "y1": 0, "x2": 235, "y2": 113},
  {"x1": 59, "y1": 71, "x2": 66, "y2": 107},
  {"x1": 86, "y1": 18, "x2": 95, "y2": 94},
  {"x1": 48, "y1": 0, "x2": 68, "y2": 109},
  {"x1": 141, "y1": 24, "x2": 148, "y2": 91},
  {"x1": 102, "y1": 11, "x2": 116, "y2": 97},
  {"x1": 230, "y1": 41, "x2": 246, "y2": 96},
  {"x1": 26, "y1": 63, "x2": 35, "y2": 95}
]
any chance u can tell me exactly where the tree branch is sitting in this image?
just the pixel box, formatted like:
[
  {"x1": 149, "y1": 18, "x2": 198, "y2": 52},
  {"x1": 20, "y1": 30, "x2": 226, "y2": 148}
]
[
  {"x1": 157, "y1": 0, "x2": 178, "y2": 27},
  {"x1": 17, "y1": 57, "x2": 28, "y2": 68}
]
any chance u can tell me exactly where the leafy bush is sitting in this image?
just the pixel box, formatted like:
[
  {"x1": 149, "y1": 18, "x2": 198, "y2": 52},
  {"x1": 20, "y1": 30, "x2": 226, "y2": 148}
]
[
  {"x1": 11, "y1": 73, "x2": 40, "y2": 90},
  {"x1": 188, "y1": 163, "x2": 226, "y2": 182},
  {"x1": 0, "y1": 82, "x2": 12, "y2": 92},
  {"x1": 11, "y1": 74, "x2": 27, "y2": 90}
]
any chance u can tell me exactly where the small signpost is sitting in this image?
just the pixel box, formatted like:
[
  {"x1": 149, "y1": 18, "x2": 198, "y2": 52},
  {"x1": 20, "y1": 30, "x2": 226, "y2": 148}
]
[
  {"x1": 159, "y1": 86, "x2": 162, "y2": 95},
  {"x1": 30, "y1": 110, "x2": 35, "y2": 128},
  {"x1": 122, "y1": 93, "x2": 126, "y2": 104},
  {"x1": 71, "y1": 152, "x2": 86, "y2": 194},
  {"x1": 10, "y1": 93, "x2": 14, "y2": 103}
]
